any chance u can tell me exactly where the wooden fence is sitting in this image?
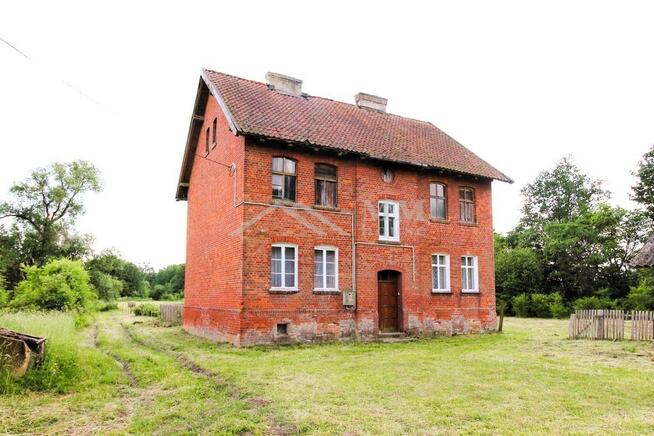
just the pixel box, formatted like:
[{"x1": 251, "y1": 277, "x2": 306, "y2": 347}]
[
  {"x1": 160, "y1": 303, "x2": 183, "y2": 325},
  {"x1": 632, "y1": 310, "x2": 654, "y2": 341},
  {"x1": 569, "y1": 310, "x2": 625, "y2": 340},
  {"x1": 569, "y1": 309, "x2": 654, "y2": 341}
]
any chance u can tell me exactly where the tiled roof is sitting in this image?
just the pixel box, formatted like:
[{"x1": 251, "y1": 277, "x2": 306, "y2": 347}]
[
  {"x1": 203, "y1": 69, "x2": 512, "y2": 183},
  {"x1": 632, "y1": 234, "x2": 654, "y2": 267}
]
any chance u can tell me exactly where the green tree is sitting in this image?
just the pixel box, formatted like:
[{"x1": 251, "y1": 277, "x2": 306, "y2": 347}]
[
  {"x1": 495, "y1": 246, "x2": 543, "y2": 299},
  {"x1": 11, "y1": 259, "x2": 95, "y2": 311},
  {"x1": 85, "y1": 250, "x2": 147, "y2": 298},
  {"x1": 0, "y1": 161, "x2": 101, "y2": 267},
  {"x1": 632, "y1": 145, "x2": 654, "y2": 220}
]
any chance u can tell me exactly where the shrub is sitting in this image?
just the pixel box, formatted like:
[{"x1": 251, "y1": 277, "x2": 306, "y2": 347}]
[
  {"x1": 11, "y1": 259, "x2": 95, "y2": 312},
  {"x1": 572, "y1": 296, "x2": 617, "y2": 311},
  {"x1": 512, "y1": 293, "x2": 531, "y2": 317},
  {"x1": 134, "y1": 302, "x2": 159, "y2": 317},
  {"x1": 96, "y1": 301, "x2": 118, "y2": 312},
  {"x1": 625, "y1": 273, "x2": 654, "y2": 310},
  {"x1": 530, "y1": 293, "x2": 552, "y2": 318},
  {"x1": 548, "y1": 293, "x2": 569, "y2": 318},
  {"x1": 495, "y1": 247, "x2": 543, "y2": 298},
  {"x1": 89, "y1": 270, "x2": 123, "y2": 301}
]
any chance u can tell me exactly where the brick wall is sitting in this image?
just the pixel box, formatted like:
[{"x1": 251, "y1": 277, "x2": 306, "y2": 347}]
[
  {"x1": 184, "y1": 94, "x2": 496, "y2": 346},
  {"x1": 183, "y1": 94, "x2": 245, "y2": 343}
]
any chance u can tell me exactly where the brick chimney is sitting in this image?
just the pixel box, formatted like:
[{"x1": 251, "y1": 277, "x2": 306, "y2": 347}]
[
  {"x1": 265, "y1": 72, "x2": 303, "y2": 97},
  {"x1": 355, "y1": 92, "x2": 387, "y2": 113}
]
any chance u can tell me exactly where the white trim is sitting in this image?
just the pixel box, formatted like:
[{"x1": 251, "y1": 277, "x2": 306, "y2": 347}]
[
  {"x1": 461, "y1": 255, "x2": 479, "y2": 293},
  {"x1": 378, "y1": 200, "x2": 400, "y2": 242},
  {"x1": 270, "y1": 243, "x2": 299, "y2": 291},
  {"x1": 313, "y1": 245, "x2": 339, "y2": 292},
  {"x1": 431, "y1": 253, "x2": 451, "y2": 293}
]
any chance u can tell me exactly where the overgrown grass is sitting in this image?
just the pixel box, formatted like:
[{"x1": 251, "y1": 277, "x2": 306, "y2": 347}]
[
  {"x1": 2, "y1": 313, "x2": 653, "y2": 434},
  {"x1": 0, "y1": 311, "x2": 116, "y2": 394}
]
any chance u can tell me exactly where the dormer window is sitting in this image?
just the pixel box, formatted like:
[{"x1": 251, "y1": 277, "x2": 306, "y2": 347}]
[{"x1": 272, "y1": 157, "x2": 297, "y2": 202}]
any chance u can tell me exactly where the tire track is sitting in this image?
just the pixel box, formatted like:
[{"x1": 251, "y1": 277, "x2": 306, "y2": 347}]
[
  {"x1": 93, "y1": 325, "x2": 138, "y2": 387},
  {"x1": 121, "y1": 322, "x2": 299, "y2": 436}
]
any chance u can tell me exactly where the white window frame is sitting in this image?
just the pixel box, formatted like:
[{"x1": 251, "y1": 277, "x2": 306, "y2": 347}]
[
  {"x1": 378, "y1": 200, "x2": 400, "y2": 242},
  {"x1": 314, "y1": 245, "x2": 339, "y2": 292},
  {"x1": 461, "y1": 255, "x2": 479, "y2": 293},
  {"x1": 431, "y1": 254, "x2": 451, "y2": 293},
  {"x1": 270, "y1": 243, "x2": 299, "y2": 291}
]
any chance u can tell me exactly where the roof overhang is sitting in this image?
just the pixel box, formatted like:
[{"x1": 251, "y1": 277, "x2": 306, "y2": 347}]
[{"x1": 175, "y1": 70, "x2": 241, "y2": 201}]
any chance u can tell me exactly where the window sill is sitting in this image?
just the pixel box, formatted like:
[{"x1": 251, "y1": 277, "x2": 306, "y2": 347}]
[
  {"x1": 458, "y1": 221, "x2": 479, "y2": 227},
  {"x1": 377, "y1": 239, "x2": 401, "y2": 245},
  {"x1": 211, "y1": 142, "x2": 217, "y2": 149},
  {"x1": 271, "y1": 199, "x2": 300, "y2": 207},
  {"x1": 313, "y1": 289, "x2": 341, "y2": 295},
  {"x1": 269, "y1": 288, "x2": 299, "y2": 294},
  {"x1": 461, "y1": 290, "x2": 480, "y2": 295},
  {"x1": 429, "y1": 218, "x2": 450, "y2": 224},
  {"x1": 431, "y1": 290, "x2": 452, "y2": 295},
  {"x1": 313, "y1": 205, "x2": 340, "y2": 212}
]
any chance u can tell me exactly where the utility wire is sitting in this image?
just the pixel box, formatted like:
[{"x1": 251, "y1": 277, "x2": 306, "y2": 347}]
[
  {"x1": 0, "y1": 34, "x2": 29, "y2": 59},
  {"x1": 0, "y1": 32, "x2": 104, "y2": 108}
]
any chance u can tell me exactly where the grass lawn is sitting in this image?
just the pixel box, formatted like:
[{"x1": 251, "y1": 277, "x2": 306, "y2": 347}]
[{"x1": 1, "y1": 312, "x2": 654, "y2": 434}]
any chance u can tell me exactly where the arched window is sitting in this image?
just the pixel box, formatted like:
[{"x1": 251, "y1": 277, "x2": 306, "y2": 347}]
[
  {"x1": 272, "y1": 157, "x2": 297, "y2": 201},
  {"x1": 205, "y1": 127, "x2": 210, "y2": 154},
  {"x1": 315, "y1": 164, "x2": 337, "y2": 207},
  {"x1": 459, "y1": 187, "x2": 475, "y2": 223},
  {"x1": 212, "y1": 118, "x2": 217, "y2": 147}
]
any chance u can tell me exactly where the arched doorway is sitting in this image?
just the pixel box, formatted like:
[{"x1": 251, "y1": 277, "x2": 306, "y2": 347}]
[{"x1": 378, "y1": 270, "x2": 401, "y2": 332}]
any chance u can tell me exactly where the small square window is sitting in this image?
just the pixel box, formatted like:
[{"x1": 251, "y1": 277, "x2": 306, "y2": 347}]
[{"x1": 276, "y1": 323, "x2": 288, "y2": 335}]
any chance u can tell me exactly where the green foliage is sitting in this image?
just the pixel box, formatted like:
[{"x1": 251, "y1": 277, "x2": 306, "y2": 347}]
[
  {"x1": 86, "y1": 250, "x2": 147, "y2": 298},
  {"x1": 88, "y1": 270, "x2": 123, "y2": 300},
  {"x1": 10, "y1": 259, "x2": 95, "y2": 312},
  {"x1": 530, "y1": 293, "x2": 552, "y2": 318},
  {"x1": 625, "y1": 270, "x2": 654, "y2": 310},
  {"x1": 632, "y1": 144, "x2": 654, "y2": 220},
  {"x1": 512, "y1": 294, "x2": 531, "y2": 317},
  {"x1": 134, "y1": 303, "x2": 159, "y2": 317},
  {"x1": 96, "y1": 301, "x2": 119, "y2": 312},
  {"x1": 146, "y1": 264, "x2": 184, "y2": 300},
  {"x1": 572, "y1": 296, "x2": 618, "y2": 311},
  {"x1": 0, "y1": 161, "x2": 100, "y2": 270},
  {"x1": 548, "y1": 293, "x2": 569, "y2": 318},
  {"x1": 511, "y1": 292, "x2": 568, "y2": 318},
  {"x1": 495, "y1": 245, "x2": 542, "y2": 299}
]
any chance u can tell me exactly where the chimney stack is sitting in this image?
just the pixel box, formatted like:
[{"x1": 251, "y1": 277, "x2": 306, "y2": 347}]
[
  {"x1": 355, "y1": 92, "x2": 387, "y2": 113},
  {"x1": 265, "y1": 72, "x2": 303, "y2": 97}
]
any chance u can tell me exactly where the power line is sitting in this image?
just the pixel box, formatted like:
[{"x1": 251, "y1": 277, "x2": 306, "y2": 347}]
[{"x1": 0, "y1": 34, "x2": 30, "y2": 60}]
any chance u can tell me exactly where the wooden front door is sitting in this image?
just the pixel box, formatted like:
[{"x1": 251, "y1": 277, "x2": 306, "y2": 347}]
[{"x1": 378, "y1": 271, "x2": 400, "y2": 332}]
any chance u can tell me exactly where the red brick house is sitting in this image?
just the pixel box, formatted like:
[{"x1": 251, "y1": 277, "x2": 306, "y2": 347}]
[{"x1": 176, "y1": 69, "x2": 512, "y2": 346}]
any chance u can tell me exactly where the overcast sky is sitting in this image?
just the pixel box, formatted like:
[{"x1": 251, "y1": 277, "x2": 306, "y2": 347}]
[{"x1": 1, "y1": 1, "x2": 653, "y2": 269}]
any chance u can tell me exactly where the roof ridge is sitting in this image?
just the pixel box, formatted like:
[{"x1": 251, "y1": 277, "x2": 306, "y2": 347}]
[{"x1": 202, "y1": 68, "x2": 435, "y2": 127}]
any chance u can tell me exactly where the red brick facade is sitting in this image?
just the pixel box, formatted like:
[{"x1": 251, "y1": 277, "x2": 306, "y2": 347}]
[{"x1": 182, "y1": 93, "x2": 498, "y2": 346}]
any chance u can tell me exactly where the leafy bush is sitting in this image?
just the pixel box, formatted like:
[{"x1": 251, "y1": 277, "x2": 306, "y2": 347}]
[
  {"x1": 512, "y1": 293, "x2": 531, "y2": 317},
  {"x1": 134, "y1": 302, "x2": 159, "y2": 317},
  {"x1": 11, "y1": 259, "x2": 95, "y2": 312},
  {"x1": 548, "y1": 293, "x2": 569, "y2": 318},
  {"x1": 530, "y1": 293, "x2": 551, "y2": 318},
  {"x1": 625, "y1": 272, "x2": 654, "y2": 310},
  {"x1": 572, "y1": 296, "x2": 617, "y2": 311},
  {"x1": 96, "y1": 301, "x2": 118, "y2": 312},
  {"x1": 89, "y1": 270, "x2": 123, "y2": 301}
]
